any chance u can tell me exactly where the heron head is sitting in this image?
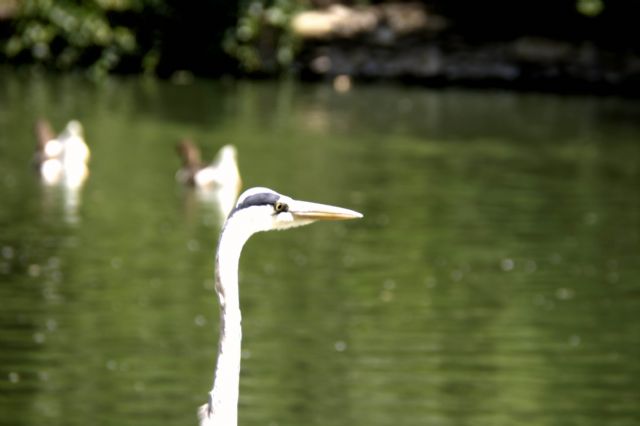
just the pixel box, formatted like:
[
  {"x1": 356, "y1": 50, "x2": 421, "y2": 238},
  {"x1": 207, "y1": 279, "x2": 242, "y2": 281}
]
[{"x1": 227, "y1": 187, "x2": 362, "y2": 234}]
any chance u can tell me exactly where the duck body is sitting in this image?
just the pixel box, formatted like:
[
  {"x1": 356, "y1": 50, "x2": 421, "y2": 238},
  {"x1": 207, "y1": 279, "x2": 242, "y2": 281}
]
[
  {"x1": 34, "y1": 119, "x2": 90, "y2": 187},
  {"x1": 176, "y1": 139, "x2": 243, "y2": 219},
  {"x1": 176, "y1": 140, "x2": 241, "y2": 191}
]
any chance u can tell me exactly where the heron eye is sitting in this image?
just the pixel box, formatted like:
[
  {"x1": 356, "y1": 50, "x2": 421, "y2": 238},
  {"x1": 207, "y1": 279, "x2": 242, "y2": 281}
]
[{"x1": 274, "y1": 201, "x2": 288, "y2": 213}]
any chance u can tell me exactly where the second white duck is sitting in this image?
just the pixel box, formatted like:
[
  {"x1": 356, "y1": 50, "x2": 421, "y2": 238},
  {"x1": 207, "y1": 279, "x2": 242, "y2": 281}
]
[{"x1": 176, "y1": 139, "x2": 241, "y2": 191}]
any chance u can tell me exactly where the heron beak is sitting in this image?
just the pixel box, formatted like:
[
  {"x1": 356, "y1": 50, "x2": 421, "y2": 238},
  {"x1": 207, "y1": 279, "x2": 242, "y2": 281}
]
[{"x1": 289, "y1": 200, "x2": 363, "y2": 221}]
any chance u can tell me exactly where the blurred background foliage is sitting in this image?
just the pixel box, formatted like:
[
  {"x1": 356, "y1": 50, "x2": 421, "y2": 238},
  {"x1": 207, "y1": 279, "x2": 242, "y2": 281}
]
[
  {"x1": 0, "y1": 0, "x2": 634, "y2": 79},
  {"x1": 223, "y1": 0, "x2": 307, "y2": 74},
  {"x1": 2, "y1": 0, "x2": 147, "y2": 78},
  {"x1": 0, "y1": 0, "x2": 238, "y2": 77}
]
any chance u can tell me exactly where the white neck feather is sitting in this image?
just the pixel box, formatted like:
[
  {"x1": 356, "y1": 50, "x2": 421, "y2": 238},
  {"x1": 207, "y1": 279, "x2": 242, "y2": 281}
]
[{"x1": 199, "y1": 215, "x2": 258, "y2": 426}]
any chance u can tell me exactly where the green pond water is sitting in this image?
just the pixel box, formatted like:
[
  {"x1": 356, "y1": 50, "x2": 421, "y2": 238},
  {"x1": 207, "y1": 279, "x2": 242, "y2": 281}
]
[{"x1": 0, "y1": 69, "x2": 639, "y2": 426}]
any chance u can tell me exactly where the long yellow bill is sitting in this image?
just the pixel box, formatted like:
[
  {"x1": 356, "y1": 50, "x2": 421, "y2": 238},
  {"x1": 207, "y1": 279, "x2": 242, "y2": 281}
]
[{"x1": 289, "y1": 200, "x2": 363, "y2": 221}]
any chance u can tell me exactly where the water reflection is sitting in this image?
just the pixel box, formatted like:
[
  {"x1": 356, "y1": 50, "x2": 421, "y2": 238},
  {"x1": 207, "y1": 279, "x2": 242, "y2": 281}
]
[
  {"x1": 180, "y1": 186, "x2": 234, "y2": 229},
  {"x1": 39, "y1": 181, "x2": 84, "y2": 224}
]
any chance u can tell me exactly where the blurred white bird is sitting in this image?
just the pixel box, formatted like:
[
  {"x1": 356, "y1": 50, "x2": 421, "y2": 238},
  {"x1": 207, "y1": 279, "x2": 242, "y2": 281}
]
[
  {"x1": 34, "y1": 119, "x2": 90, "y2": 187},
  {"x1": 176, "y1": 139, "x2": 243, "y2": 219},
  {"x1": 176, "y1": 139, "x2": 241, "y2": 190}
]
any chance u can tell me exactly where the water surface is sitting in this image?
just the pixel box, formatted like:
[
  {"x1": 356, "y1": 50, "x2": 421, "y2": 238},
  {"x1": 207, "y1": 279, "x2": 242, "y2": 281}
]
[{"x1": 1, "y1": 69, "x2": 639, "y2": 426}]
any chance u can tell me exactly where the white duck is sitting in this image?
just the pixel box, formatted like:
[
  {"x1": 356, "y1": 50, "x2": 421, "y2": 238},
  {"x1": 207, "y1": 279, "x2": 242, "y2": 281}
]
[
  {"x1": 176, "y1": 139, "x2": 241, "y2": 189},
  {"x1": 34, "y1": 119, "x2": 90, "y2": 187},
  {"x1": 176, "y1": 139, "x2": 243, "y2": 219}
]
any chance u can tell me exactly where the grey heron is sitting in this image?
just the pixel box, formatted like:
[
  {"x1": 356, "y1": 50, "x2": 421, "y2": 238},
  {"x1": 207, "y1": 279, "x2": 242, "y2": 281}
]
[{"x1": 198, "y1": 187, "x2": 362, "y2": 426}]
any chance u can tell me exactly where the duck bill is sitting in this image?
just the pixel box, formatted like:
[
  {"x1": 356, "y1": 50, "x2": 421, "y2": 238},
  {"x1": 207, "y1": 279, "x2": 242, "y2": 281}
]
[{"x1": 290, "y1": 200, "x2": 363, "y2": 221}]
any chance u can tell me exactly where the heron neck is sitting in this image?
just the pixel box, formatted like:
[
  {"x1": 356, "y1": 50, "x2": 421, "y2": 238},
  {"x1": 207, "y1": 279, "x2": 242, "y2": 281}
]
[{"x1": 207, "y1": 222, "x2": 253, "y2": 426}]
